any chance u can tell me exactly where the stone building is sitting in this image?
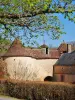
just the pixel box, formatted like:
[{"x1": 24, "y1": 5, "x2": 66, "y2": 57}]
[
  {"x1": 1, "y1": 38, "x2": 75, "y2": 81},
  {"x1": 1, "y1": 38, "x2": 59, "y2": 81},
  {"x1": 53, "y1": 51, "x2": 75, "y2": 82}
]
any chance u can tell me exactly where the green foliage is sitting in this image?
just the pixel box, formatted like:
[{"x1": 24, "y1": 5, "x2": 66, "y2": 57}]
[
  {"x1": 0, "y1": 0, "x2": 75, "y2": 45},
  {"x1": 0, "y1": 37, "x2": 11, "y2": 53}
]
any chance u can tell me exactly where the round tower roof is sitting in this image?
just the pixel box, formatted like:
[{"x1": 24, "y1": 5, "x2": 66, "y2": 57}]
[
  {"x1": 40, "y1": 44, "x2": 48, "y2": 48},
  {"x1": 3, "y1": 38, "x2": 30, "y2": 57}
]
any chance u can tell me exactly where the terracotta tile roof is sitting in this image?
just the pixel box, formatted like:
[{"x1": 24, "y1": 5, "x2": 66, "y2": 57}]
[
  {"x1": 58, "y1": 43, "x2": 67, "y2": 52},
  {"x1": 2, "y1": 38, "x2": 60, "y2": 59},
  {"x1": 3, "y1": 38, "x2": 32, "y2": 57},
  {"x1": 49, "y1": 49, "x2": 60, "y2": 59},
  {"x1": 32, "y1": 49, "x2": 59, "y2": 59}
]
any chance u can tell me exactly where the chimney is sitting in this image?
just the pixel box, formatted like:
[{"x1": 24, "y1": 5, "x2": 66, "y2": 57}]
[{"x1": 67, "y1": 44, "x2": 72, "y2": 53}]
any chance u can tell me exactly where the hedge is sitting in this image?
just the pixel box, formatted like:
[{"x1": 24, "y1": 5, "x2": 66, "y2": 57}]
[{"x1": 0, "y1": 80, "x2": 75, "y2": 100}]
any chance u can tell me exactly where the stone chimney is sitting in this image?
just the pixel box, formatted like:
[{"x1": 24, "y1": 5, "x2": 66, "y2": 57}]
[{"x1": 67, "y1": 44, "x2": 72, "y2": 53}]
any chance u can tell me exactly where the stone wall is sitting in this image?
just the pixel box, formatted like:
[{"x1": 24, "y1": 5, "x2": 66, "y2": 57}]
[
  {"x1": 54, "y1": 65, "x2": 75, "y2": 82},
  {"x1": 54, "y1": 66, "x2": 75, "y2": 74},
  {"x1": 4, "y1": 57, "x2": 57, "y2": 81}
]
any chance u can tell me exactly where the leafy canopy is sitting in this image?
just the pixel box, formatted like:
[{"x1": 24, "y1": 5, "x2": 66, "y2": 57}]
[{"x1": 0, "y1": 0, "x2": 75, "y2": 45}]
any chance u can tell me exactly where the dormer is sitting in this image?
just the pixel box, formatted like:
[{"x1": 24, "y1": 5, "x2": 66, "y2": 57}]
[{"x1": 40, "y1": 44, "x2": 49, "y2": 54}]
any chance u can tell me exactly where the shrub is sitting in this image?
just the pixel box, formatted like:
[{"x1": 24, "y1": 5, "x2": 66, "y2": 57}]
[
  {"x1": 0, "y1": 58, "x2": 7, "y2": 79},
  {"x1": 0, "y1": 79, "x2": 7, "y2": 95},
  {"x1": 4, "y1": 80, "x2": 75, "y2": 100}
]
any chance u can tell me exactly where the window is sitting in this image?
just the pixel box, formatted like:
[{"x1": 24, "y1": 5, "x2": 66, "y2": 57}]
[
  {"x1": 46, "y1": 48, "x2": 48, "y2": 54},
  {"x1": 63, "y1": 51, "x2": 67, "y2": 53}
]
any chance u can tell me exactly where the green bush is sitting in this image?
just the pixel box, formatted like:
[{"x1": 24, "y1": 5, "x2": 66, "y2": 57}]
[
  {"x1": 0, "y1": 80, "x2": 7, "y2": 95},
  {"x1": 0, "y1": 58, "x2": 8, "y2": 79},
  {"x1": 4, "y1": 80, "x2": 75, "y2": 100}
]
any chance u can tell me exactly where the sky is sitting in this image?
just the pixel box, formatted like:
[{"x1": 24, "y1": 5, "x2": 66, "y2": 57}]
[{"x1": 38, "y1": 14, "x2": 75, "y2": 47}]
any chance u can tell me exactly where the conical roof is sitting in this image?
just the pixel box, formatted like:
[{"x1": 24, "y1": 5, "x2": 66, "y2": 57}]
[
  {"x1": 58, "y1": 42, "x2": 67, "y2": 52},
  {"x1": 3, "y1": 38, "x2": 32, "y2": 57},
  {"x1": 40, "y1": 44, "x2": 48, "y2": 48}
]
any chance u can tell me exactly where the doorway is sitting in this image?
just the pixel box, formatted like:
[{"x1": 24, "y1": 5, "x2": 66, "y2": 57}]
[{"x1": 44, "y1": 76, "x2": 53, "y2": 81}]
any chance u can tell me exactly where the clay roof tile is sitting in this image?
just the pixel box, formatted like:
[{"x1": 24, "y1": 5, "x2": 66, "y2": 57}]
[{"x1": 3, "y1": 39, "x2": 60, "y2": 59}]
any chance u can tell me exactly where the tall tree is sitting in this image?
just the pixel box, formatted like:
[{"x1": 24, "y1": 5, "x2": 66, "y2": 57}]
[
  {"x1": 0, "y1": 0, "x2": 75, "y2": 45},
  {"x1": 0, "y1": 37, "x2": 10, "y2": 53}
]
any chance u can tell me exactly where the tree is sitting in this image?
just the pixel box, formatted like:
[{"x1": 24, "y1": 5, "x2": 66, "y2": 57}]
[
  {"x1": 0, "y1": 37, "x2": 11, "y2": 53},
  {"x1": 0, "y1": 0, "x2": 75, "y2": 45},
  {"x1": 0, "y1": 58, "x2": 7, "y2": 78}
]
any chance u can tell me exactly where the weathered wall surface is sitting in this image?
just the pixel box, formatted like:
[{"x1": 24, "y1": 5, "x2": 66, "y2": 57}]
[
  {"x1": 37, "y1": 59, "x2": 58, "y2": 78},
  {"x1": 4, "y1": 57, "x2": 57, "y2": 81},
  {"x1": 54, "y1": 66, "x2": 75, "y2": 74},
  {"x1": 54, "y1": 74, "x2": 75, "y2": 82},
  {"x1": 54, "y1": 66, "x2": 75, "y2": 82}
]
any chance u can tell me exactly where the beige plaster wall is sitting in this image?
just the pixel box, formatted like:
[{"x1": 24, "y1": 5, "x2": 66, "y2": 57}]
[
  {"x1": 37, "y1": 59, "x2": 58, "y2": 77},
  {"x1": 5, "y1": 57, "x2": 57, "y2": 81}
]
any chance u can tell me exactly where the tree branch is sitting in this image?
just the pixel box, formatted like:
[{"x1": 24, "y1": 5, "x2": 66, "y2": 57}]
[
  {"x1": 0, "y1": 8, "x2": 75, "y2": 19},
  {"x1": 0, "y1": 19, "x2": 25, "y2": 26}
]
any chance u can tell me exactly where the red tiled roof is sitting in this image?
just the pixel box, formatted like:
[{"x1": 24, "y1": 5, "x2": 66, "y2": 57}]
[
  {"x1": 3, "y1": 38, "x2": 60, "y2": 59},
  {"x1": 31, "y1": 49, "x2": 59, "y2": 59},
  {"x1": 49, "y1": 49, "x2": 60, "y2": 59},
  {"x1": 58, "y1": 43, "x2": 67, "y2": 52},
  {"x1": 3, "y1": 39, "x2": 33, "y2": 57}
]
